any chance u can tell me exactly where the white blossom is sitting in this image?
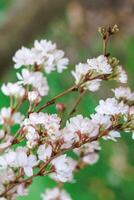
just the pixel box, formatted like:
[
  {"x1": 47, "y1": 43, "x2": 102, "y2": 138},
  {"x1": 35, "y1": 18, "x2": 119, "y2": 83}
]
[
  {"x1": 50, "y1": 155, "x2": 76, "y2": 182},
  {"x1": 13, "y1": 40, "x2": 69, "y2": 74},
  {"x1": 112, "y1": 86, "x2": 134, "y2": 101},
  {"x1": 16, "y1": 183, "x2": 28, "y2": 196},
  {"x1": 32, "y1": 40, "x2": 69, "y2": 73},
  {"x1": 1, "y1": 82, "x2": 25, "y2": 98},
  {"x1": 87, "y1": 55, "x2": 112, "y2": 75},
  {"x1": 25, "y1": 126, "x2": 39, "y2": 148},
  {"x1": 74, "y1": 141, "x2": 101, "y2": 165},
  {"x1": 28, "y1": 91, "x2": 41, "y2": 103},
  {"x1": 0, "y1": 107, "x2": 24, "y2": 125},
  {"x1": 13, "y1": 47, "x2": 36, "y2": 69},
  {"x1": 0, "y1": 141, "x2": 11, "y2": 150},
  {"x1": 103, "y1": 130, "x2": 121, "y2": 142},
  {"x1": 0, "y1": 168, "x2": 15, "y2": 184},
  {"x1": 83, "y1": 153, "x2": 99, "y2": 164},
  {"x1": 0, "y1": 151, "x2": 16, "y2": 168},
  {"x1": 24, "y1": 112, "x2": 61, "y2": 141},
  {"x1": 14, "y1": 149, "x2": 37, "y2": 177},
  {"x1": 43, "y1": 114, "x2": 61, "y2": 140},
  {"x1": 116, "y1": 65, "x2": 128, "y2": 83},
  {"x1": 37, "y1": 144, "x2": 52, "y2": 161},
  {"x1": 61, "y1": 128, "x2": 79, "y2": 149},
  {"x1": 72, "y1": 55, "x2": 112, "y2": 92},
  {"x1": 95, "y1": 98, "x2": 129, "y2": 115},
  {"x1": 86, "y1": 79, "x2": 101, "y2": 92},
  {"x1": 91, "y1": 113, "x2": 112, "y2": 129},
  {"x1": 41, "y1": 187, "x2": 72, "y2": 200},
  {"x1": 17, "y1": 69, "x2": 49, "y2": 96},
  {"x1": 65, "y1": 115, "x2": 99, "y2": 138}
]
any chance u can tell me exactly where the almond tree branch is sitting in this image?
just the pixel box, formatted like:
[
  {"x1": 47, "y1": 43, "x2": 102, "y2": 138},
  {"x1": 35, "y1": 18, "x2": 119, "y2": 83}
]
[{"x1": 0, "y1": 123, "x2": 122, "y2": 198}]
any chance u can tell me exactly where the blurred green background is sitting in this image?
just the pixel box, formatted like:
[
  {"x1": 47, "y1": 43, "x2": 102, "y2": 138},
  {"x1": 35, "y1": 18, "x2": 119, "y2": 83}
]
[{"x1": 0, "y1": 0, "x2": 134, "y2": 200}]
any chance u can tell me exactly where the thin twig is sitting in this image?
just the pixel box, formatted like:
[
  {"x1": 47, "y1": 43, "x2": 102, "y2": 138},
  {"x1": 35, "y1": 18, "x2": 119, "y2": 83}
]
[
  {"x1": 37, "y1": 85, "x2": 77, "y2": 113},
  {"x1": 69, "y1": 90, "x2": 86, "y2": 116}
]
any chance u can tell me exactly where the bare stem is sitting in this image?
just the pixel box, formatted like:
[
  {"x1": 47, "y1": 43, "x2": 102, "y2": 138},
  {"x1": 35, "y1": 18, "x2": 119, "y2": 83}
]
[
  {"x1": 37, "y1": 85, "x2": 77, "y2": 113},
  {"x1": 37, "y1": 73, "x2": 110, "y2": 113},
  {"x1": 69, "y1": 90, "x2": 86, "y2": 116},
  {"x1": 103, "y1": 32, "x2": 109, "y2": 56}
]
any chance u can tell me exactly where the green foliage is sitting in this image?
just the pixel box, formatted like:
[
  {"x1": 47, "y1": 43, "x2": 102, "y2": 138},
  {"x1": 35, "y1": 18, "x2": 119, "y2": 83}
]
[{"x1": 0, "y1": 0, "x2": 12, "y2": 11}]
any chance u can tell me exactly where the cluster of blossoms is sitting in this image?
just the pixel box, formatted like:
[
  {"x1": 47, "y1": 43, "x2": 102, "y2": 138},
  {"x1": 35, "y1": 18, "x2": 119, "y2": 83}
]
[
  {"x1": 0, "y1": 28, "x2": 133, "y2": 200},
  {"x1": 72, "y1": 55, "x2": 127, "y2": 92}
]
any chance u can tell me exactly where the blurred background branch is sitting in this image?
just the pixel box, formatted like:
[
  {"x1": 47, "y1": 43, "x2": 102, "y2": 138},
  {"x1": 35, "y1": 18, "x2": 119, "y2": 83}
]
[{"x1": 0, "y1": 0, "x2": 68, "y2": 74}]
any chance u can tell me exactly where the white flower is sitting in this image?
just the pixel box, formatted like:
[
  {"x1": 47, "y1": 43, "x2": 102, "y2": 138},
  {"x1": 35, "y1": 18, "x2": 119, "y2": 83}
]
[
  {"x1": 95, "y1": 98, "x2": 129, "y2": 115},
  {"x1": 12, "y1": 112, "x2": 24, "y2": 124},
  {"x1": 33, "y1": 39, "x2": 56, "y2": 55},
  {"x1": 52, "y1": 50, "x2": 69, "y2": 73},
  {"x1": 13, "y1": 47, "x2": 36, "y2": 69},
  {"x1": 25, "y1": 112, "x2": 47, "y2": 125},
  {"x1": 72, "y1": 55, "x2": 111, "y2": 85},
  {"x1": 16, "y1": 183, "x2": 28, "y2": 196},
  {"x1": 0, "y1": 168, "x2": 15, "y2": 184},
  {"x1": 74, "y1": 141, "x2": 101, "y2": 165},
  {"x1": 25, "y1": 126, "x2": 39, "y2": 148},
  {"x1": 37, "y1": 144, "x2": 52, "y2": 161},
  {"x1": 13, "y1": 40, "x2": 69, "y2": 73},
  {"x1": 86, "y1": 79, "x2": 101, "y2": 92},
  {"x1": 61, "y1": 128, "x2": 79, "y2": 149},
  {"x1": 24, "y1": 112, "x2": 61, "y2": 141},
  {"x1": 87, "y1": 55, "x2": 112, "y2": 75},
  {"x1": 0, "y1": 141, "x2": 11, "y2": 150},
  {"x1": 112, "y1": 86, "x2": 134, "y2": 101},
  {"x1": 51, "y1": 155, "x2": 76, "y2": 182},
  {"x1": 32, "y1": 40, "x2": 69, "y2": 73},
  {"x1": 116, "y1": 65, "x2": 128, "y2": 83},
  {"x1": 1, "y1": 82, "x2": 25, "y2": 98},
  {"x1": 74, "y1": 141, "x2": 101, "y2": 155},
  {"x1": 83, "y1": 153, "x2": 99, "y2": 165},
  {"x1": 25, "y1": 126, "x2": 39, "y2": 141},
  {"x1": 0, "y1": 107, "x2": 24, "y2": 125},
  {"x1": 0, "y1": 151, "x2": 16, "y2": 168},
  {"x1": 28, "y1": 91, "x2": 41, "y2": 103},
  {"x1": 72, "y1": 63, "x2": 89, "y2": 85},
  {"x1": 0, "y1": 107, "x2": 11, "y2": 120},
  {"x1": 14, "y1": 148, "x2": 37, "y2": 177},
  {"x1": 41, "y1": 187, "x2": 72, "y2": 200},
  {"x1": 103, "y1": 130, "x2": 121, "y2": 142},
  {"x1": 44, "y1": 114, "x2": 61, "y2": 140},
  {"x1": 66, "y1": 115, "x2": 99, "y2": 138},
  {"x1": 72, "y1": 55, "x2": 112, "y2": 90},
  {"x1": 17, "y1": 69, "x2": 49, "y2": 96},
  {"x1": 91, "y1": 113, "x2": 112, "y2": 129}
]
